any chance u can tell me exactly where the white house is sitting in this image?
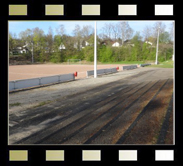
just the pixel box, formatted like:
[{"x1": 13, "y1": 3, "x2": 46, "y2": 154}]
[
  {"x1": 59, "y1": 43, "x2": 66, "y2": 50},
  {"x1": 130, "y1": 44, "x2": 135, "y2": 47},
  {"x1": 145, "y1": 41, "x2": 153, "y2": 45},
  {"x1": 12, "y1": 45, "x2": 28, "y2": 54},
  {"x1": 22, "y1": 44, "x2": 29, "y2": 53},
  {"x1": 82, "y1": 41, "x2": 91, "y2": 48},
  {"x1": 112, "y1": 42, "x2": 121, "y2": 47},
  {"x1": 85, "y1": 41, "x2": 90, "y2": 46},
  {"x1": 74, "y1": 40, "x2": 90, "y2": 49},
  {"x1": 74, "y1": 42, "x2": 82, "y2": 49}
]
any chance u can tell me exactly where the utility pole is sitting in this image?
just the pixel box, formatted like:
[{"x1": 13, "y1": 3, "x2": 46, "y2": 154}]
[
  {"x1": 172, "y1": 21, "x2": 174, "y2": 61},
  {"x1": 155, "y1": 27, "x2": 160, "y2": 65},
  {"x1": 32, "y1": 41, "x2": 34, "y2": 63},
  {"x1": 94, "y1": 21, "x2": 97, "y2": 78}
]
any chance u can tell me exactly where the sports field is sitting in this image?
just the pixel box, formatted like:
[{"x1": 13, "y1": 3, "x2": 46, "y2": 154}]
[{"x1": 9, "y1": 64, "x2": 125, "y2": 81}]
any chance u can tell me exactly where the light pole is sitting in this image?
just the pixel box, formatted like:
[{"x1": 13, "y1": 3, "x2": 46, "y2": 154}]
[
  {"x1": 94, "y1": 21, "x2": 97, "y2": 78},
  {"x1": 155, "y1": 27, "x2": 160, "y2": 65},
  {"x1": 172, "y1": 21, "x2": 174, "y2": 61},
  {"x1": 31, "y1": 41, "x2": 34, "y2": 63}
]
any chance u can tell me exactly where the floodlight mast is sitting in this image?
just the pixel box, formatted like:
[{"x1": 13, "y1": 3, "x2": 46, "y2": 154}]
[
  {"x1": 94, "y1": 21, "x2": 97, "y2": 78},
  {"x1": 172, "y1": 21, "x2": 174, "y2": 61},
  {"x1": 155, "y1": 27, "x2": 160, "y2": 65},
  {"x1": 31, "y1": 41, "x2": 34, "y2": 63}
]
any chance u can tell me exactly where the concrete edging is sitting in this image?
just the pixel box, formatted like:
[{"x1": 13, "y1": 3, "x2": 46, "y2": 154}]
[
  {"x1": 86, "y1": 67, "x2": 117, "y2": 77},
  {"x1": 9, "y1": 73, "x2": 75, "y2": 92},
  {"x1": 140, "y1": 63, "x2": 151, "y2": 67},
  {"x1": 122, "y1": 65, "x2": 137, "y2": 70}
]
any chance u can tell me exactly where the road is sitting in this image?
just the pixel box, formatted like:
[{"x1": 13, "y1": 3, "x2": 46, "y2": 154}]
[{"x1": 9, "y1": 67, "x2": 174, "y2": 145}]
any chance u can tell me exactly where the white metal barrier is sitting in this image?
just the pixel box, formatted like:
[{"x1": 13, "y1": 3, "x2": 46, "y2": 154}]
[
  {"x1": 9, "y1": 73, "x2": 75, "y2": 91},
  {"x1": 122, "y1": 65, "x2": 137, "y2": 70},
  {"x1": 86, "y1": 67, "x2": 117, "y2": 77}
]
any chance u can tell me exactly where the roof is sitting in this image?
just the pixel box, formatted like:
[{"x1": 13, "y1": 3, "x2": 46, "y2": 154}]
[{"x1": 123, "y1": 39, "x2": 132, "y2": 43}]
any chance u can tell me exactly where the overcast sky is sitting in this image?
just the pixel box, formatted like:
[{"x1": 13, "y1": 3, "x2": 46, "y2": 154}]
[{"x1": 9, "y1": 20, "x2": 173, "y2": 38}]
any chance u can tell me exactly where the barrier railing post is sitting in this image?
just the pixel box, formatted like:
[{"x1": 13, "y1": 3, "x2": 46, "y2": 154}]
[
  {"x1": 14, "y1": 81, "x2": 16, "y2": 90},
  {"x1": 74, "y1": 71, "x2": 77, "y2": 77},
  {"x1": 94, "y1": 21, "x2": 97, "y2": 78}
]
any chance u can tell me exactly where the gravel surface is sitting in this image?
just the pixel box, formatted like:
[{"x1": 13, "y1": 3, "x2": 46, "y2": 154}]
[
  {"x1": 9, "y1": 67, "x2": 174, "y2": 145},
  {"x1": 9, "y1": 67, "x2": 149, "y2": 114}
]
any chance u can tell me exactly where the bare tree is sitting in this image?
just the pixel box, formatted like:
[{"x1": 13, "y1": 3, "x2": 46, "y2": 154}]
[
  {"x1": 101, "y1": 23, "x2": 113, "y2": 39},
  {"x1": 9, "y1": 32, "x2": 14, "y2": 52},
  {"x1": 143, "y1": 25, "x2": 152, "y2": 42},
  {"x1": 9, "y1": 32, "x2": 18, "y2": 52},
  {"x1": 81, "y1": 25, "x2": 94, "y2": 39},
  {"x1": 19, "y1": 29, "x2": 34, "y2": 62},
  {"x1": 98, "y1": 33, "x2": 108, "y2": 40},
  {"x1": 56, "y1": 24, "x2": 66, "y2": 37},
  {"x1": 73, "y1": 24, "x2": 81, "y2": 37},
  {"x1": 111, "y1": 23, "x2": 120, "y2": 41},
  {"x1": 73, "y1": 24, "x2": 82, "y2": 50},
  {"x1": 169, "y1": 22, "x2": 174, "y2": 42},
  {"x1": 98, "y1": 32, "x2": 108, "y2": 40},
  {"x1": 19, "y1": 28, "x2": 33, "y2": 43},
  {"x1": 19, "y1": 28, "x2": 34, "y2": 53},
  {"x1": 55, "y1": 24, "x2": 66, "y2": 53},
  {"x1": 169, "y1": 21, "x2": 174, "y2": 60},
  {"x1": 153, "y1": 22, "x2": 166, "y2": 37},
  {"x1": 118, "y1": 21, "x2": 133, "y2": 45},
  {"x1": 46, "y1": 27, "x2": 54, "y2": 53}
]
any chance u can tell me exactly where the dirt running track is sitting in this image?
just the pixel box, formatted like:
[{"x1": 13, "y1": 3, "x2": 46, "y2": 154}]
[{"x1": 9, "y1": 67, "x2": 174, "y2": 145}]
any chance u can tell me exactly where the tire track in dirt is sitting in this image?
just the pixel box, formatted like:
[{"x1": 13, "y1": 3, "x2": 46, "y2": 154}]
[
  {"x1": 157, "y1": 94, "x2": 173, "y2": 144},
  {"x1": 116, "y1": 79, "x2": 173, "y2": 144},
  {"x1": 12, "y1": 82, "x2": 144, "y2": 144},
  {"x1": 60, "y1": 80, "x2": 156, "y2": 144},
  {"x1": 84, "y1": 80, "x2": 166, "y2": 144},
  {"x1": 33, "y1": 81, "x2": 150, "y2": 144},
  {"x1": 164, "y1": 107, "x2": 173, "y2": 144},
  {"x1": 83, "y1": 80, "x2": 160, "y2": 144},
  {"x1": 60, "y1": 81, "x2": 160, "y2": 144}
]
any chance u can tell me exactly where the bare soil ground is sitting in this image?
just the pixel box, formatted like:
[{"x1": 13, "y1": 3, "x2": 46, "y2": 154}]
[
  {"x1": 9, "y1": 64, "x2": 125, "y2": 81},
  {"x1": 9, "y1": 67, "x2": 174, "y2": 145}
]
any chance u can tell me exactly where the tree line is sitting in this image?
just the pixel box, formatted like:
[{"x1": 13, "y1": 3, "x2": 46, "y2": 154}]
[{"x1": 9, "y1": 21, "x2": 174, "y2": 63}]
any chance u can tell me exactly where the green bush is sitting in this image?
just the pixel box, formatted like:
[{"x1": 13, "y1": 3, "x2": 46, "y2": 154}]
[
  {"x1": 50, "y1": 52, "x2": 61, "y2": 63},
  {"x1": 83, "y1": 46, "x2": 94, "y2": 61},
  {"x1": 99, "y1": 46, "x2": 113, "y2": 62},
  {"x1": 10, "y1": 41, "x2": 173, "y2": 64}
]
